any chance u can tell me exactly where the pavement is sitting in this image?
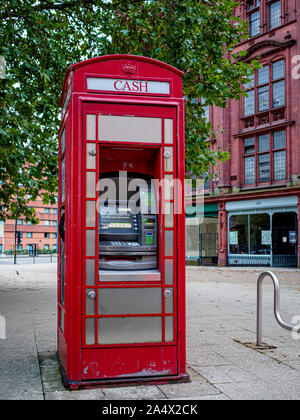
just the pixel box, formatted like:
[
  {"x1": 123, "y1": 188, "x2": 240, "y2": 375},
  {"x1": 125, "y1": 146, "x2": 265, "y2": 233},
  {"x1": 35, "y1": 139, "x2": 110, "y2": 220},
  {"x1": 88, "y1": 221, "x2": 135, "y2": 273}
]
[{"x1": 0, "y1": 264, "x2": 300, "y2": 400}]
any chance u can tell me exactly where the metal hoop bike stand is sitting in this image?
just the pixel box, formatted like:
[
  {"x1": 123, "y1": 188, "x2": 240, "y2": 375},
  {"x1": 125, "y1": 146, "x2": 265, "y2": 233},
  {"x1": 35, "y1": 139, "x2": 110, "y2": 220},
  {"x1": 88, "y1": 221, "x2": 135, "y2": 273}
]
[{"x1": 257, "y1": 271, "x2": 300, "y2": 347}]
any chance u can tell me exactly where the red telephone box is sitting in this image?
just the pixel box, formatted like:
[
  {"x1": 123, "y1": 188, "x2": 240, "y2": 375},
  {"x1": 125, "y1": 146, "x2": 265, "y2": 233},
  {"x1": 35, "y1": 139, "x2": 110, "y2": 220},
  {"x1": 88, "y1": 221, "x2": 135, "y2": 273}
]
[{"x1": 57, "y1": 55, "x2": 188, "y2": 388}]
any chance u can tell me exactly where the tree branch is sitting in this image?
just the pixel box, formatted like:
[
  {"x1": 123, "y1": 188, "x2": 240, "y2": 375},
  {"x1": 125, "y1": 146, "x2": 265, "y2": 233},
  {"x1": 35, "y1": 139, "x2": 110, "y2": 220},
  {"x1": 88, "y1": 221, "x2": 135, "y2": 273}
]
[{"x1": 0, "y1": 0, "x2": 99, "y2": 20}]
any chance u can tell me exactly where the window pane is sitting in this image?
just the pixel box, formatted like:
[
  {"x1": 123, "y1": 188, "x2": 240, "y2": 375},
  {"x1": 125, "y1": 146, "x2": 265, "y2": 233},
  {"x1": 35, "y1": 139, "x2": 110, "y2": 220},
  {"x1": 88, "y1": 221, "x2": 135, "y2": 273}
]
[
  {"x1": 259, "y1": 153, "x2": 270, "y2": 182},
  {"x1": 272, "y1": 60, "x2": 284, "y2": 81},
  {"x1": 244, "y1": 90, "x2": 255, "y2": 116},
  {"x1": 258, "y1": 66, "x2": 269, "y2": 85},
  {"x1": 244, "y1": 137, "x2": 255, "y2": 155},
  {"x1": 270, "y1": 1, "x2": 281, "y2": 29},
  {"x1": 244, "y1": 73, "x2": 255, "y2": 90},
  {"x1": 258, "y1": 85, "x2": 269, "y2": 112},
  {"x1": 99, "y1": 115, "x2": 162, "y2": 143},
  {"x1": 273, "y1": 80, "x2": 285, "y2": 108},
  {"x1": 258, "y1": 134, "x2": 270, "y2": 152},
  {"x1": 273, "y1": 130, "x2": 286, "y2": 149},
  {"x1": 229, "y1": 215, "x2": 249, "y2": 254},
  {"x1": 250, "y1": 214, "x2": 271, "y2": 255},
  {"x1": 274, "y1": 150, "x2": 286, "y2": 181},
  {"x1": 244, "y1": 156, "x2": 256, "y2": 184},
  {"x1": 250, "y1": 11, "x2": 260, "y2": 37},
  {"x1": 98, "y1": 317, "x2": 162, "y2": 344}
]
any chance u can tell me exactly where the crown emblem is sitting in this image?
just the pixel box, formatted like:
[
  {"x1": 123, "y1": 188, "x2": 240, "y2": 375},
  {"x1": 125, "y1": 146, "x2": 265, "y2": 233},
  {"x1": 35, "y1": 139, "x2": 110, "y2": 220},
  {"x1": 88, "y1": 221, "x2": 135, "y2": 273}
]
[{"x1": 122, "y1": 62, "x2": 137, "y2": 74}]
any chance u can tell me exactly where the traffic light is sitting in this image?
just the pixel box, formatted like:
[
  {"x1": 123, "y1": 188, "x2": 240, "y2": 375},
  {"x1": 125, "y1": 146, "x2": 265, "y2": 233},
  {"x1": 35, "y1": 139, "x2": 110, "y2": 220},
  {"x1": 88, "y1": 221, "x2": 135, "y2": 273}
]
[{"x1": 16, "y1": 231, "x2": 23, "y2": 244}]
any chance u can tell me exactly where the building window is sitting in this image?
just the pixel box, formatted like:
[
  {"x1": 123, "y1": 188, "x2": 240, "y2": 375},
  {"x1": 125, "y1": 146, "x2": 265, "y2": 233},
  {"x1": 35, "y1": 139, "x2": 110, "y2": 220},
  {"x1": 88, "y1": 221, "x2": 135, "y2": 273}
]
[
  {"x1": 269, "y1": 1, "x2": 281, "y2": 29},
  {"x1": 44, "y1": 233, "x2": 50, "y2": 238},
  {"x1": 53, "y1": 208, "x2": 58, "y2": 215},
  {"x1": 229, "y1": 213, "x2": 271, "y2": 256},
  {"x1": 44, "y1": 220, "x2": 50, "y2": 226},
  {"x1": 17, "y1": 219, "x2": 23, "y2": 225},
  {"x1": 44, "y1": 208, "x2": 50, "y2": 214},
  {"x1": 243, "y1": 130, "x2": 286, "y2": 185},
  {"x1": 26, "y1": 232, "x2": 33, "y2": 238},
  {"x1": 53, "y1": 220, "x2": 57, "y2": 227},
  {"x1": 272, "y1": 60, "x2": 285, "y2": 108},
  {"x1": 244, "y1": 74, "x2": 255, "y2": 116},
  {"x1": 53, "y1": 233, "x2": 57, "y2": 239},
  {"x1": 257, "y1": 66, "x2": 269, "y2": 112},
  {"x1": 44, "y1": 244, "x2": 50, "y2": 251},
  {"x1": 247, "y1": 1, "x2": 261, "y2": 38},
  {"x1": 244, "y1": 60, "x2": 285, "y2": 116}
]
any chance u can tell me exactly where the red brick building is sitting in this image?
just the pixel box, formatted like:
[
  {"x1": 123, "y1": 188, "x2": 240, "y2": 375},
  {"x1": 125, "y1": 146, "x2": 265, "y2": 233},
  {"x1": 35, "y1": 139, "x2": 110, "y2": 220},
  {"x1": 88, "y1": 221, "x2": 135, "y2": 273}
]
[
  {"x1": 1, "y1": 197, "x2": 58, "y2": 253},
  {"x1": 193, "y1": 0, "x2": 300, "y2": 268}
]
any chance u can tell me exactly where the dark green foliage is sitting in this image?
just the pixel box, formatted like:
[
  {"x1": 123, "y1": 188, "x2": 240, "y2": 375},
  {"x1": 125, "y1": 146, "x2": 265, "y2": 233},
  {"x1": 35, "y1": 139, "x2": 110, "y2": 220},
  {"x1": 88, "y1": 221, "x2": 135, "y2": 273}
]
[{"x1": 0, "y1": 0, "x2": 256, "y2": 221}]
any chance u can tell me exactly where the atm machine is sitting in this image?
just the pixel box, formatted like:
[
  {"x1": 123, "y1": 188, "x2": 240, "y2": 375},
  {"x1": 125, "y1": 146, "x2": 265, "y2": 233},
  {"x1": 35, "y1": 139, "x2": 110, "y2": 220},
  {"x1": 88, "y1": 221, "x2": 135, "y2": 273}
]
[{"x1": 98, "y1": 174, "x2": 159, "y2": 281}]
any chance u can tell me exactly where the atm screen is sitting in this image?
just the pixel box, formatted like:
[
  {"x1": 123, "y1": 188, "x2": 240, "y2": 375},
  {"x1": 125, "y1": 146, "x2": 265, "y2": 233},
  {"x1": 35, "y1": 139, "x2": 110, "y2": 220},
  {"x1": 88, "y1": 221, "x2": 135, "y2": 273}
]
[{"x1": 100, "y1": 206, "x2": 135, "y2": 230}]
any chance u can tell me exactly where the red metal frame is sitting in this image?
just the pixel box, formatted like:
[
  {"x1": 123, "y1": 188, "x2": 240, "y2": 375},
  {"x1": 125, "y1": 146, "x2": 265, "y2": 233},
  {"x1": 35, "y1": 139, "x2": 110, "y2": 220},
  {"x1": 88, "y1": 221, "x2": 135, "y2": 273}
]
[{"x1": 57, "y1": 55, "x2": 188, "y2": 388}]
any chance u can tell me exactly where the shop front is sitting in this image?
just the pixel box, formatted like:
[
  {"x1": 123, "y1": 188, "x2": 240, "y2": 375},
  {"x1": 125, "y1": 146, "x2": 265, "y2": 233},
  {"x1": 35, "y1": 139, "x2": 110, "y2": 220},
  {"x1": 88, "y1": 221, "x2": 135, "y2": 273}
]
[
  {"x1": 186, "y1": 203, "x2": 218, "y2": 266},
  {"x1": 227, "y1": 196, "x2": 298, "y2": 267}
]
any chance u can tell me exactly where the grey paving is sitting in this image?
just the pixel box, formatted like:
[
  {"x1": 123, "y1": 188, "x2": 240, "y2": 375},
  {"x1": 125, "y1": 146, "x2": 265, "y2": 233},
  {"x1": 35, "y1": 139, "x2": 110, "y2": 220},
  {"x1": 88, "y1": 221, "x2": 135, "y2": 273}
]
[{"x1": 0, "y1": 264, "x2": 300, "y2": 400}]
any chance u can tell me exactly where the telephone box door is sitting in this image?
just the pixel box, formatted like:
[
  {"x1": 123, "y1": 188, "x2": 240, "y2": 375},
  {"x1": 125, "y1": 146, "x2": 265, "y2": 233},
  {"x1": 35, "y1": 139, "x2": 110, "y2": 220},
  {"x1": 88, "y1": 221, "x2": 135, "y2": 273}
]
[{"x1": 81, "y1": 102, "x2": 181, "y2": 380}]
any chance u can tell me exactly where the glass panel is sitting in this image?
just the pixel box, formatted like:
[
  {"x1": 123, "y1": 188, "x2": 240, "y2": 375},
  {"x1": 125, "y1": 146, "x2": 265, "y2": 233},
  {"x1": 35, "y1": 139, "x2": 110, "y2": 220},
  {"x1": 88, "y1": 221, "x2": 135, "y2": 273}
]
[
  {"x1": 258, "y1": 134, "x2": 270, "y2": 152},
  {"x1": 164, "y1": 289, "x2": 174, "y2": 314},
  {"x1": 86, "y1": 172, "x2": 96, "y2": 198},
  {"x1": 250, "y1": 213, "x2": 271, "y2": 255},
  {"x1": 165, "y1": 316, "x2": 174, "y2": 342},
  {"x1": 98, "y1": 115, "x2": 162, "y2": 143},
  {"x1": 273, "y1": 130, "x2": 286, "y2": 149},
  {"x1": 244, "y1": 156, "x2": 256, "y2": 184},
  {"x1": 164, "y1": 174, "x2": 173, "y2": 200},
  {"x1": 270, "y1": 1, "x2": 281, "y2": 29},
  {"x1": 98, "y1": 288, "x2": 162, "y2": 315},
  {"x1": 86, "y1": 259, "x2": 95, "y2": 286},
  {"x1": 250, "y1": 11, "x2": 260, "y2": 37},
  {"x1": 86, "y1": 289, "x2": 95, "y2": 315},
  {"x1": 164, "y1": 202, "x2": 174, "y2": 228},
  {"x1": 229, "y1": 214, "x2": 249, "y2": 254},
  {"x1": 164, "y1": 119, "x2": 173, "y2": 144},
  {"x1": 98, "y1": 317, "x2": 162, "y2": 344},
  {"x1": 61, "y1": 129, "x2": 65, "y2": 154},
  {"x1": 60, "y1": 308, "x2": 64, "y2": 333},
  {"x1": 272, "y1": 60, "x2": 285, "y2": 81},
  {"x1": 61, "y1": 158, "x2": 65, "y2": 203},
  {"x1": 273, "y1": 80, "x2": 285, "y2": 108},
  {"x1": 244, "y1": 137, "x2": 255, "y2": 155},
  {"x1": 85, "y1": 318, "x2": 95, "y2": 345},
  {"x1": 244, "y1": 73, "x2": 254, "y2": 90},
  {"x1": 165, "y1": 230, "x2": 174, "y2": 257},
  {"x1": 86, "y1": 230, "x2": 95, "y2": 257},
  {"x1": 258, "y1": 85, "x2": 269, "y2": 112},
  {"x1": 258, "y1": 66, "x2": 269, "y2": 85},
  {"x1": 165, "y1": 259, "x2": 174, "y2": 285},
  {"x1": 164, "y1": 147, "x2": 173, "y2": 172},
  {"x1": 259, "y1": 153, "x2": 270, "y2": 182},
  {"x1": 274, "y1": 150, "x2": 286, "y2": 181},
  {"x1": 86, "y1": 144, "x2": 96, "y2": 169},
  {"x1": 86, "y1": 201, "x2": 95, "y2": 227},
  {"x1": 244, "y1": 90, "x2": 255, "y2": 116},
  {"x1": 86, "y1": 114, "x2": 96, "y2": 140}
]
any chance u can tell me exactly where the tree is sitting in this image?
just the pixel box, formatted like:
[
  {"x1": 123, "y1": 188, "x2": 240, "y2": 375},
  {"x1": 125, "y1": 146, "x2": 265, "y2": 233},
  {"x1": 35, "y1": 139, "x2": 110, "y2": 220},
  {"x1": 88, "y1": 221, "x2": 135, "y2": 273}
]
[{"x1": 0, "y1": 0, "x2": 256, "y2": 222}]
